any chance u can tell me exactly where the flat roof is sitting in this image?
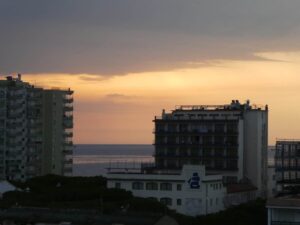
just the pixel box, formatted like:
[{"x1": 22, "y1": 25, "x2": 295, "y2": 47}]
[
  {"x1": 267, "y1": 197, "x2": 300, "y2": 209},
  {"x1": 276, "y1": 138, "x2": 300, "y2": 143},
  {"x1": 226, "y1": 184, "x2": 257, "y2": 194},
  {"x1": 173, "y1": 102, "x2": 266, "y2": 111}
]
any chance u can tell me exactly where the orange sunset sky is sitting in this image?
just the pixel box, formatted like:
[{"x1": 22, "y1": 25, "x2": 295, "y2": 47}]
[
  {"x1": 22, "y1": 52, "x2": 300, "y2": 144},
  {"x1": 1, "y1": 1, "x2": 300, "y2": 144}
]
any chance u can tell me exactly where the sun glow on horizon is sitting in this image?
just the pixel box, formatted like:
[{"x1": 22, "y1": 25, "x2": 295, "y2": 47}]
[{"x1": 20, "y1": 51, "x2": 300, "y2": 144}]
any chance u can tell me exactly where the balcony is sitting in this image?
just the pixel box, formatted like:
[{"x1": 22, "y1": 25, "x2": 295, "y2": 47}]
[
  {"x1": 63, "y1": 120, "x2": 73, "y2": 129},
  {"x1": 8, "y1": 109, "x2": 24, "y2": 118},
  {"x1": 64, "y1": 141, "x2": 73, "y2": 146},
  {"x1": 63, "y1": 97, "x2": 73, "y2": 104},
  {"x1": 63, "y1": 105, "x2": 73, "y2": 112},
  {"x1": 275, "y1": 166, "x2": 300, "y2": 171},
  {"x1": 63, "y1": 149, "x2": 73, "y2": 155},
  {"x1": 64, "y1": 159, "x2": 73, "y2": 165},
  {"x1": 8, "y1": 94, "x2": 24, "y2": 100},
  {"x1": 63, "y1": 132, "x2": 73, "y2": 138},
  {"x1": 63, "y1": 114, "x2": 73, "y2": 120}
]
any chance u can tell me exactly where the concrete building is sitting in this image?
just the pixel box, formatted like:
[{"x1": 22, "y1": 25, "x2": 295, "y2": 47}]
[
  {"x1": 153, "y1": 100, "x2": 268, "y2": 196},
  {"x1": 275, "y1": 139, "x2": 300, "y2": 194},
  {"x1": 0, "y1": 75, "x2": 73, "y2": 180},
  {"x1": 267, "y1": 197, "x2": 300, "y2": 225},
  {"x1": 42, "y1": 89, "x2": 73, "y2": 176},
  {"x1": 267, "y1": 146, "x2": 277, "y2": 198},
  {"x1": 268, "y1": 166, "x2": 276, "y2": 198},
  {"x1": 107, "y1": 165, "x2": 225, "y2": 216},
  {"x1": 224, "y1": 183, "x2": 257, "y2": 207}
]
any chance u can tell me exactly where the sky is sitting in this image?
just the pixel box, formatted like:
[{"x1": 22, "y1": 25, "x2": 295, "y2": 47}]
[{"x1": 1, "y1": 0, "x2": 300, "y2": 144}]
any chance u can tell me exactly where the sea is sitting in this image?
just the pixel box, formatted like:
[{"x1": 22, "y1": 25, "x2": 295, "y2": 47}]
[
  {"x1": 73, "y1": 144, "x2": 154, "y2": 176},
  {"x1": 73, "y1": 144, "x2": 275, "y2": 177}
]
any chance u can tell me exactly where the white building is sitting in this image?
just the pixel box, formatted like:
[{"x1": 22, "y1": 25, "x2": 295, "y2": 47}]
[
  {"x1": 267, "y1": 197, "x2": 300, "y2": 225},
  {"x1": 107, "y1": 165, "x2": 225, "y2": 216},
  {"x1": 0, "y1": 181, "x2": 16, "y2": 198},
  {"x1": 154, "y1": 100, "x2": 268, "y2": 197}
]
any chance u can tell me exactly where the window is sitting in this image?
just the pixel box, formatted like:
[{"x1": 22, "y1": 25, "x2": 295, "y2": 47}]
[
  {"x1": 156, "y1": 124, "x2": 165, "y2": 132},
  {"x1": 177, "y1": 184, "x2": 182, "y2": 191},
  {"x1": 227, "y1": 160, "x2": 238, "y2": 170},
  {"x1": 160, "y1": 197, "x2": 172, "y2": 206},
  {"x1": 115, "y1": 182, "x2": 121, "y2": 189},
  {"x1": 160, "y1": 183, "x2": 172, "y2": 191},
  {"x1": 132, "y1": 182, "x2": 144, "y2": 190},
  {"x1": 284, "y1": 172, "x2": 289, "y2": 180},
  {"x1": 177, "y1": 199, "x2": 182, "y2": 206},
  {"x1": 216, "y1": 198, "x2": 219, "y2": 205},
  {"x1": 224, "y1": 176, "x2": 237, "y2": 184},
  {"x1": 210, "y1": 198, "x2": 213, "y2": 206},
  {"x1": 215, "y1": 124, "x2": 224, "y2": 133},
  {"x1": 284, "y1": 159, "x2": 289, "y2": 167},
  {"x1": 146, "y1": 182, "x2": 158, "y2": 190},
  {"x1": 227, "y1": 124, "x2": 238, "y2": 133},
  {"x1": 215, "y1": 159, "x2": 224, "y2": 169}
]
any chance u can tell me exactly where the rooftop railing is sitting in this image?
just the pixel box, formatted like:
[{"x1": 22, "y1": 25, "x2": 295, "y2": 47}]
[
  {"x1": 175, "y1": 104, "x2": 266, "y2": 111},
  {"x1": 276, "y1": 138, "x2": 300, "y2": 142},
  {"x1": 154, "y1": 115, "x2": 241, "y2": 121}
]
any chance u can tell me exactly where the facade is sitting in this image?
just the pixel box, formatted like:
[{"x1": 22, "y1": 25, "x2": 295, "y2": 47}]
[
  {"x1": 42, "y1": 90, "x2": 73, "y2": 176},
  {"x1": 267, "y1": 197, "x2": 300, "y2": 225},
  {"x1": 275, "y1": 139, "x2": 300, "y2": 194},
  {"x1": 224, "y1": 183, "x2": 257, "y2": 207},
  {"x1": 153, "y1": 100, "x2": 268, "y2": 196},
  {"x1": 0, "y1": 75, "x2": 73, "y2": 180},
  {"x1": 107, "y1": 165, "x2": 225, "y2": 216},
  {"x1": 268, "y1": 146, "x2": 277, "y2": 197},
  {"x1": 268, "y1": 166, "x2": 276, "y2": 198}
]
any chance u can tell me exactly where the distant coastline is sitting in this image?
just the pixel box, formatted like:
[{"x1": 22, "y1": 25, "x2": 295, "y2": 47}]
[{"x1": 73, "y1": 144, "x2": 154, "y2": 176}]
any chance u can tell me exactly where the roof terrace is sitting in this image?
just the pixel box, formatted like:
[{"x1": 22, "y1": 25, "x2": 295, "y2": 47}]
[{"x1": 174, "y1": 100, "x2": 266, "y2": 111}]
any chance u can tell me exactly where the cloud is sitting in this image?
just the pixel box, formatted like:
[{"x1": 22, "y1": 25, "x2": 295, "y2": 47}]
[
  {"x1": 105, "y1": 93, "x2": 137, "y2": 100},
  {"x1": 75, "y1": 99, "x2": 142, "y2": 114},
  {"x1": 79, "y1": 75, "x2": 107, "y2": 82},
  {"x1": 1, "y1": 0, "x2": 300, "y2": 75}
]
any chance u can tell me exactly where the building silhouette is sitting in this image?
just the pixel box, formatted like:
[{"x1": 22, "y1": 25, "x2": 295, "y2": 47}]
[
  {"x1": 153, "y1": 100, "x2": 268, "y2": 196},
  {"x1": 0, "y1": 75, "x2": 73, "y2": 180},
  {"x1": 275, "y1": 139, "x2": 300, "y2": 194}
]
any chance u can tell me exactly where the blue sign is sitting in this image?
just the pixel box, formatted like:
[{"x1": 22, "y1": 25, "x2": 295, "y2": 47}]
[{"x1": 188, "y1": 172, "x2": 200, "y2": 189}]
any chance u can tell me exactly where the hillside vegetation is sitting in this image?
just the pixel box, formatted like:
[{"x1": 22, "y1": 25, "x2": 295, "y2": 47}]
[{"x1": 0, "y1": 175, "x2": 267, "y2": 225}]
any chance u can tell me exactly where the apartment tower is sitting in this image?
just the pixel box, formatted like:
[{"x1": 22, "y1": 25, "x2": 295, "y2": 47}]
[
  {"x1": 0, "y1": 75, "x2": 73, "y2": 180},
  {"x1": 275, "y1": 139, "x2": 300, "y2": 193},
  {"x1": 153, "y1": 100, "x2": 268, "y2": 196}
]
